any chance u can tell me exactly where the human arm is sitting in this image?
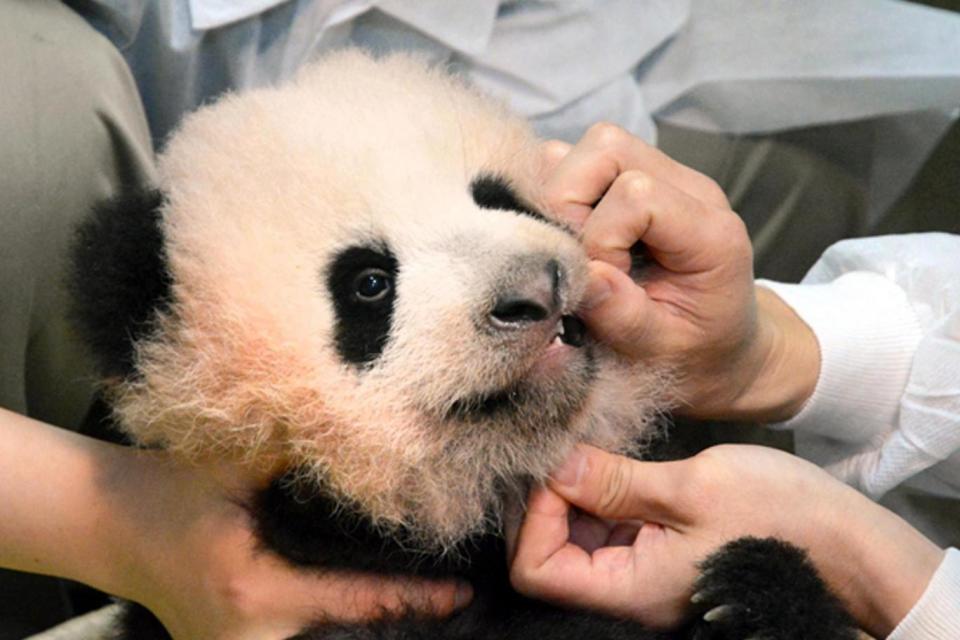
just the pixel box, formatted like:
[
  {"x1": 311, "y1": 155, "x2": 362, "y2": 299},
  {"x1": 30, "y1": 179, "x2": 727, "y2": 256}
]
[
  {"x1": 508, "y1": 444, "x2": 944, "y2": 638},
  {"x1": 0, "y1": 407, "x2": 469, "y2": 640},
  {"x1": 757, "y1": 234, "x2": 960, "y2": 498}
]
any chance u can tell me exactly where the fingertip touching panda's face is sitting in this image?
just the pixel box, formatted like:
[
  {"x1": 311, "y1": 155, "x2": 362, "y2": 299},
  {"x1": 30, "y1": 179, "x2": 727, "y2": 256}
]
[{"x1": 102, "y1": 51, "x2": 668, "y2": 549}]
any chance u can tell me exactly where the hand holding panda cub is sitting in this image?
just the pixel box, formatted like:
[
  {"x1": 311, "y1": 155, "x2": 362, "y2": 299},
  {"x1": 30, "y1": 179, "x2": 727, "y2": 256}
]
[{"x1": 71, "y1": 51, "x2": 861, "y2": 639}]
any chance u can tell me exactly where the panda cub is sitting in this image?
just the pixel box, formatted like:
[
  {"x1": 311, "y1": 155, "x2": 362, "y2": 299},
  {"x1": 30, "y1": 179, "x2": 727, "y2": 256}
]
[{"x1": 71, "y1": 51, "x2": 857, "y2": 640}]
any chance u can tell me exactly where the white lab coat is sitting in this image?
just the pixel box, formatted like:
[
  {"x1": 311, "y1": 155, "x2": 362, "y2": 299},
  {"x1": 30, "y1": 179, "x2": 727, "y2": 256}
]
[
  {"x1": 762, "y1": 233, "x2": 960, "y2": 639},
  {"x1": 73, "y1": 0, "x2": 960, "y2": 225}
]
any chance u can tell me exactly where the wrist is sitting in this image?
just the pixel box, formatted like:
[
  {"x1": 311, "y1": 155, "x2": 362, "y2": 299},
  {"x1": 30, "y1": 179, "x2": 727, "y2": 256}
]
[
  {"x1": 98, "y1": 450, "x2": 206, "y2": 610},
  {"x1": 0, "y1": 409, "x2": 146, "y2": 596},
  {"x1": 719, "y1": 287, "x2": 820, "y2": 422},
  {"x1": 855, "y1": 510, "x2": 942, "y2": 637},
  {"x1": 75, "y1": 443, "x2": 158, "y2": 601},
  {"x1": 813, "y1": 490, "x2": 942, "y2": 637}
]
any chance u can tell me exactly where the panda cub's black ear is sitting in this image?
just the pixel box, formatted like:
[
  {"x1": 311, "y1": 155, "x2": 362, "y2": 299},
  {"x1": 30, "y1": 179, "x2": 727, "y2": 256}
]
[{"x1": 69, "y1": 188, "x2": 173, "y2": 379}]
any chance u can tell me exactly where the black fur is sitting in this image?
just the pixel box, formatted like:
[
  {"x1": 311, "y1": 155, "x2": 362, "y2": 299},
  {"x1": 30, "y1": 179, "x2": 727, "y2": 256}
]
[
  {"x1": 253, "y1": 470, "x2": 480, "y2": 576},
  {"x1": 113, "y1": 478, "x2": 857, "y2": 640},
  {"x1": 294, "y1": 603, "x2": 663, "y2": 640},
  {"x1": 327, "y1": 246, "x2": 399, "y2": 366},
  {"x1": 446, "y1": 383, "x2": 530, "y2": 422},
  {"x1": 116, "y1": 603, "x2": 172, "y2": 640},
  {"x1": 470, "y1": 174, "x2": 555, "y2": 228},
  {"x1": 686, "y1": 537, "x2": 858, "y2": 640},
  {"x1": 69, "y1": 188, "x2": 172, "y2": 378}
]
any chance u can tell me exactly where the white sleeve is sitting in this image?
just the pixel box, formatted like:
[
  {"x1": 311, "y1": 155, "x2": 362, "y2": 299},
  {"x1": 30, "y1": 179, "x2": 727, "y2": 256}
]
[
  {"x1": 757, "y1": 233, "x2": 960, "y2": 499},
  {"x1": 887, "y1": 548, "x2": 960, "y2": 640}
]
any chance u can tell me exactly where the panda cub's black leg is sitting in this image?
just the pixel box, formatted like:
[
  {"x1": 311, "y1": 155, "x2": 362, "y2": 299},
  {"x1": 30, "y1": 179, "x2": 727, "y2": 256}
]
[{"x1": 686, "y1": 537, "x2": 858, "y2": 640}]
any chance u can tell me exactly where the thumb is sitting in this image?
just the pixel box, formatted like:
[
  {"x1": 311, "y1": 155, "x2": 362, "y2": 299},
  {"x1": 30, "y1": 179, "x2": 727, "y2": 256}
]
[
  {"x1": 548, "y1": 445, "x2": 689, "y2": 525},
  {"x1": 579, "y1": 261, "x2": 670, "y2": 359}
]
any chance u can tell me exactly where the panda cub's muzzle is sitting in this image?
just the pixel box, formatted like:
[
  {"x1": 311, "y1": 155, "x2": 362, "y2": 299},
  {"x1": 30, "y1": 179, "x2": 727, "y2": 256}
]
[
  {"x1": 446, "y1": 254, "x2": 592, "y2": 422},
  {"x1": 486, "y1": 257, "x2": 586, "y2": 347}
]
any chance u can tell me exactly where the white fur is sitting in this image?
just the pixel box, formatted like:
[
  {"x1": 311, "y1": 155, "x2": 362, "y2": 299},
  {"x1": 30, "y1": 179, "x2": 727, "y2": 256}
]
[{"x1": 108, "y1": 51, "x2": 672, "y2": 549}]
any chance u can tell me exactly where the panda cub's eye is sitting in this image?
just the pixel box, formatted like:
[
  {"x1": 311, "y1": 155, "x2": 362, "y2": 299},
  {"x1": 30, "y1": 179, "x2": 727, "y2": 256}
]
[
  {"x1": 353, "y1": 268, "x2": 392, "y2": 302},
  {"x1": 328, "y1": 245, "x2": 399, "y2": 366}
]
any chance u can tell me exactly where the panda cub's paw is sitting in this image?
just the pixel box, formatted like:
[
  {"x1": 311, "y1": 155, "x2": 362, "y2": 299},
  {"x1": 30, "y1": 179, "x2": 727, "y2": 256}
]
[{"x1": 687, "y1": 537, "x2": 858, "y2": 640}]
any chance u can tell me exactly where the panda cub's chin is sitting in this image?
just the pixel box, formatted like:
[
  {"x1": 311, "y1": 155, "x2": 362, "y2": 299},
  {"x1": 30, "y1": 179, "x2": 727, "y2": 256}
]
[
  {"x1": 446, "y1": 317, "x2": 595, "y2": 427},
  {"x1": 444, "y1": 315, "x2": 596, "y2": 428}
]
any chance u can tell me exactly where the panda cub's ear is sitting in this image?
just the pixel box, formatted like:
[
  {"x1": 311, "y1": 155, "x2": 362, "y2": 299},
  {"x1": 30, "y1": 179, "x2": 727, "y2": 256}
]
[{"x1": 69, "y1": 188, "x2": 173, "y2": 379}]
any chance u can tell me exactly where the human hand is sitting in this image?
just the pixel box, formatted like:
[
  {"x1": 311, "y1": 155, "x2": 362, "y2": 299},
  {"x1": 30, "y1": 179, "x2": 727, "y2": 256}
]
[
  {"x1": 539, "y1": 126, "x2": 819, "y2": 422},
  {"x1": 508, "y1": 444, "x2": 942, "y2": 637},
  {"x1": 108, "y1": 452, "x2": 472, "y2": 640},
  {"x1": 0, "y1": 408, "x2": 469, "y2": 640}
]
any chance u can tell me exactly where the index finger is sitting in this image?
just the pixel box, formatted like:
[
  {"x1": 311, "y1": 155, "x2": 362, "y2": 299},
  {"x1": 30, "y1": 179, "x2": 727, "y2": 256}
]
[
  {"x1": 581, "y1": 169, "x2": 750, "y2": 275},
  {"x1": 542, "y1": 123, "x2": 729, "y2": 226}
]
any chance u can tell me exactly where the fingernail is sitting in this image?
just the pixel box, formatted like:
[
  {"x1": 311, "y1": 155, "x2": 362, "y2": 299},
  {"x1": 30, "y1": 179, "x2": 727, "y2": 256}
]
[
  {"x1": 454, "y1": 582, "x2": 473, "y2": 610},
  {"x1": 582, "y1": 275, "x2": 612, "y2": 310},
  {"x1": 552, "y1": 448, "x2": 587, "y2": 487}
]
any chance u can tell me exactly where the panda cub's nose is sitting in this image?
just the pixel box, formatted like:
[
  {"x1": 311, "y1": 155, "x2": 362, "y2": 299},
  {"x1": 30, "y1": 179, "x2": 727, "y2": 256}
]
[{"x1": 489, "y1": 259, "x2": 562, "y2": 329}]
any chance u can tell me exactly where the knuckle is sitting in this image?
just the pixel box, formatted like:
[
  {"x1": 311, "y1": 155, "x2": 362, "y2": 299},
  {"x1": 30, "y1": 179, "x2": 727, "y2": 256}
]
[
  {"x1": 215, "y1": 573, "x2": 260, "y2": 621},
  {"x1": 722, "y1": 211, "x2": 749, "y2": 237},
  {"x1": 586, "y1": 121, "x2": 629, "y2": 148},
  {"x1": 541, "y1": 139, "x2": 571, "y2": 160},
  {"x1": 718, "y1": 213, "x2": 753, "y2": 260},
  {"x1": 546, "y1": 187, "x2": 579, "y2": 209},
  {"x1": 691, "y1": 447, "x2": 722, "y2": 474},
  {"x1": 618, "y1": 171, "x2": 654, "y2": 202},
  {"x1": 343, "y1": 575, "x2": 402, "y2": 617},
  {"x1": 597, "y1": 460, "x2": 634, "y2": 515},
  {"x1": 541, "y1": 187, "x2": 564, "y2": 211},
  {"x1": 394, "y1": 578, "x2": 446, "y2": 614},
  {"x1": 426, "y1": 582, "x2": 457, "y2": 613},
  {"x1": 508, "y1": 563, "x2": 537, "y2": 595},
  {"x1": 685, "y1": 448, "x2": 732, "y2": 495},
  {"x1": 698, "y1": 176, "x2": 729, "y2": 208}
]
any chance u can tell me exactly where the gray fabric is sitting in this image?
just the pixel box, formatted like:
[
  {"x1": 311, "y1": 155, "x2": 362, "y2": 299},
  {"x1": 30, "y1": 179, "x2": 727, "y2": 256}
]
[
  {"x1": 0, "y1": 1, "x2": 154, "y2": 636},
  {"x1": 0, "y1": 0, "x2": 155, "y2": 428},
  {"x1": 659, "y1": 122, "x2": 868, "y2": 283}
]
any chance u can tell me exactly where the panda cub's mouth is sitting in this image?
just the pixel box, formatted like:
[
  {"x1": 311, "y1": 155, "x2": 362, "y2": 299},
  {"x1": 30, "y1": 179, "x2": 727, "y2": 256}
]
[
  {"x1": 447, "y1": 385, "x2": 525, "y2": 421},
  {"x1": 447, "y1": 314, "x2": 588, "y2": 421},
  {"x1": 553, "y1": 314, "x2": 587, "y2": 348}
]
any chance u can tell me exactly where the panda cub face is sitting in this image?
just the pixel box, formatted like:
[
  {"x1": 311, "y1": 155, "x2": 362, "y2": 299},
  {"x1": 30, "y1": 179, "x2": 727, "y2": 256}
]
[
  {"x1": 101, "y1": 52, "x2": 667, "y2": 549},
  {"x1": 326, "y1": 173, "x2": 594, "y2": 434}
]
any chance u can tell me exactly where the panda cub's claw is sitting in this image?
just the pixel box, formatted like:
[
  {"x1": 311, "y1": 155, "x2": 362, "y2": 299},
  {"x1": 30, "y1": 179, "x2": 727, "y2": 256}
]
[
  {"x1": 686, "y1": 537, "x2": 858, "y2": 640},
  {"x1": 701, "y1": 604, "x2": 737, "y2": 622}
]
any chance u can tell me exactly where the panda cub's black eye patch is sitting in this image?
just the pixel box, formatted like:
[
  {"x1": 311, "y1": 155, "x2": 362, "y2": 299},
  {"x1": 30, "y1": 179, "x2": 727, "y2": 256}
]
[
  {"x1": 327, "y1": 246, "x2": 399, "y2": 366},
  {"x1": 470, "y1": 173, "x2": 552, "y2": 226}
]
